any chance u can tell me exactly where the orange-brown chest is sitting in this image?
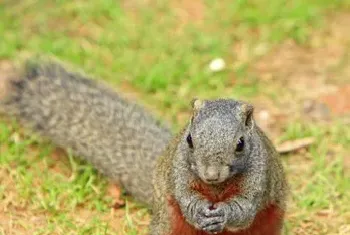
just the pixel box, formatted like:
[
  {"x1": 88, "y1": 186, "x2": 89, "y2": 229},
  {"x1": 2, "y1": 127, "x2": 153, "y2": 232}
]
[{"x1": 168, "y1": 178, "x2": 284, "y2": 235}]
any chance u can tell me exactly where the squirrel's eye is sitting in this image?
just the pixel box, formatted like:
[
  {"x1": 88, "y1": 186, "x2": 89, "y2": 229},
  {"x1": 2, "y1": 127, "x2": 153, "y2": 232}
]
[
  {"x1": 186, "y1": 134, "x2": 193, "y2": 149},
  {"x1": 236, "y1": 137, "x2": 244, "y2": 152}
]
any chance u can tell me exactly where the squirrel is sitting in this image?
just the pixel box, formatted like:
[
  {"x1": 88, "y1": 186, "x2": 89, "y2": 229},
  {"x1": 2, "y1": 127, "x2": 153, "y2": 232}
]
[
  {"x1": 150, "y1": 99, "x2": 288, "y2": 235},
  {"x1": 0, "y1": 58, "x2": 288, "y2": 234}
]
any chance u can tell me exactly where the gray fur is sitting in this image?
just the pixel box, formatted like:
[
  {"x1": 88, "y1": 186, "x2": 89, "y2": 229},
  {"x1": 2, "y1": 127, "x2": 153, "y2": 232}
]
[
  {"x1": 0, "y1": 58, "x2": 172, "y2": 206},
  {"x1": 151, "y1": 99, "x2": 287, "y2": 234}
]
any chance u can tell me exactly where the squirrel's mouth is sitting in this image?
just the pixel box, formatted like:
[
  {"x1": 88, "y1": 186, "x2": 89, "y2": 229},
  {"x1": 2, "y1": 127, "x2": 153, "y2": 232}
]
[{"x1": 200, "y1": 176, "x2": 227, "y2": 185}]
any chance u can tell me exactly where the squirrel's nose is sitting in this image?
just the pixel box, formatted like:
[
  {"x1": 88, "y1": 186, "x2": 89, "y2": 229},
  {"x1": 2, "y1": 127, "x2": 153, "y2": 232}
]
[{"x1": 204, "y1": 166, "x2": 220, "y2": 182}]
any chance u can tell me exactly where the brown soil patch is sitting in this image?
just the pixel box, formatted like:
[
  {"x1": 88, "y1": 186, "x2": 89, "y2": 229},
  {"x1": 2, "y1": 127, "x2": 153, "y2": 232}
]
[
  {"x1": 319, "y1": 85, "x2": 350, "y2": 115},
  {"x1": 172, "y1": 0, "x2": 206, "y2": 25},
  {"x1": 246, "y1": 12, "x2": 350, "y2": 140},
  {"x1": 108, "y1": 184, "x2": 126, "y2": 209},
  {"x1": 0, "y1": 61, "x2": 15, "y2": 101},
  {"x1": 252, "y1": 13, "x2": 350, "y2": 111}
]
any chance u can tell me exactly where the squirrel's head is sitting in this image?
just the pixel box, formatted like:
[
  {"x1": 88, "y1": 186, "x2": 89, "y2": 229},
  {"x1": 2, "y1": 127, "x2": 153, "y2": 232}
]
[{"x1": 185, "y1": 98, "x2": 255, "y2": 185}]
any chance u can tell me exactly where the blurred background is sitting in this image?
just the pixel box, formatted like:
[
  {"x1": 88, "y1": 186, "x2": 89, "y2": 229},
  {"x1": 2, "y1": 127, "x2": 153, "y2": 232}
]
[{"x1": 0, "y1": 1, "x2": 349, "y2": 234}]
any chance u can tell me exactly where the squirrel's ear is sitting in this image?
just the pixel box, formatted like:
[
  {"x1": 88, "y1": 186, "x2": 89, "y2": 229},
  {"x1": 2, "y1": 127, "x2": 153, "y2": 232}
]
[
  {"x1": 240, "y1": 103, "x2": 254, "y2": 131},
  {"x1": 191, "y1": 98, "x2": 205, "y2": 111}
]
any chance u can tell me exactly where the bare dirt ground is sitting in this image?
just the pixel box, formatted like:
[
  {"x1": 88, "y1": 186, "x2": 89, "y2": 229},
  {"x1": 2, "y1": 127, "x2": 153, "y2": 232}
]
[{"x1": 252, "y1": 13, "x2": 350, "y2": 136}]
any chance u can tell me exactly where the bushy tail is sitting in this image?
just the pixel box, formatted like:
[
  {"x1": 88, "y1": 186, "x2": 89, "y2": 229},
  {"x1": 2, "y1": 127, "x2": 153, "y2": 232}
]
[{"x1": 0, "y1": 57, "x2": 173, "y2": 205}]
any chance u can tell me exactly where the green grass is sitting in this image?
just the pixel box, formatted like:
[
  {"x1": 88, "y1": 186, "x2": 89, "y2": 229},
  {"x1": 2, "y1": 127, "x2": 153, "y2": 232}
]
[
  {"x1": 1, "y1": 0, "x2": 350, "y2": 234},
  {"x1": 282, "y1": 121, "x2": 350, "y2": 234},
  {"x1": 1, "y1": 0, "x2": 350, "y2": 123}
]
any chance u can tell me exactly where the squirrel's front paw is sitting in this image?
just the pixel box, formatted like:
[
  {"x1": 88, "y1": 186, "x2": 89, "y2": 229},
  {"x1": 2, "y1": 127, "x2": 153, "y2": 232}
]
[
  {"x1": 188, "y1": 201, "x2": 228, "y2": 234},
  {"x1": 187, "y1": 200, "x2": 217, "y2": 232},
  {"x1": 197, "y1": 202, "x2": 230, "y2": 234}
]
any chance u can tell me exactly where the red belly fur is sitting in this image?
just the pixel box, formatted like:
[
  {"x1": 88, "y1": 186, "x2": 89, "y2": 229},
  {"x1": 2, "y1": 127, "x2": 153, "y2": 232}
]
[{"x1": 168, "y1": 180, "x2": 284, "y2": 235}]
